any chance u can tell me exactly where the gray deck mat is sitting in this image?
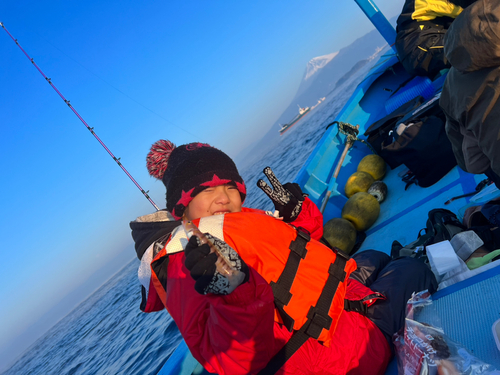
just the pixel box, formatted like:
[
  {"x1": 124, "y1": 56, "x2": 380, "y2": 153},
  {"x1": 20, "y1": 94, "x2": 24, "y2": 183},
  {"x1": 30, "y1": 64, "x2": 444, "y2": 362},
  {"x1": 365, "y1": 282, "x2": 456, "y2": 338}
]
[{"x1": 433, "y1": 271, "x2": 500, "y2": 369}]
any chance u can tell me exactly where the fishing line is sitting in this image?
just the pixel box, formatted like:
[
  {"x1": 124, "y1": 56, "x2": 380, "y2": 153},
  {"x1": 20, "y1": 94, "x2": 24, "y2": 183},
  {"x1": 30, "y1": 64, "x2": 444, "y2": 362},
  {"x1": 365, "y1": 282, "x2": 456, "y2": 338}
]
[
  {"x1": 1, "y1": 22, "x2": 160, "y2": 211},
  {"x1": 30, "y1": 30, "x2": 198, "y2": 138}
]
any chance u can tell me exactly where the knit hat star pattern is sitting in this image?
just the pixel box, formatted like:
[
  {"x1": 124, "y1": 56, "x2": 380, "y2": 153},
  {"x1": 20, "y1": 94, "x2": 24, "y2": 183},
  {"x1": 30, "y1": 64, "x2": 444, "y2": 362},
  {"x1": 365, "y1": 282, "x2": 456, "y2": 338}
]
[{"x1": 147, "y1": 140, "x2": 246, "y2": 219}]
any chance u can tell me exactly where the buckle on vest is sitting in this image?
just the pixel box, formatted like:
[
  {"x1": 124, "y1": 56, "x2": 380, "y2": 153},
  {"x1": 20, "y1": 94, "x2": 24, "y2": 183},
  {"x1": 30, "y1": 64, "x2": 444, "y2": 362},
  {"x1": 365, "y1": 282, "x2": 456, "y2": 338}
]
[
  {"x1": 344, "y1": 299, "x2": 368, "y2": 315},
  {"x1": 305, "y1": 306, "x2": 333, "y2": 339}
]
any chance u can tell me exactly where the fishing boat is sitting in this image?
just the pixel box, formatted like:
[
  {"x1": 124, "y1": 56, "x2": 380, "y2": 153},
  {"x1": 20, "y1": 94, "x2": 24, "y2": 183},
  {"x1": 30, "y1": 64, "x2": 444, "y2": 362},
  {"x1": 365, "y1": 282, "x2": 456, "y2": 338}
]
[
  {"x1": 157, "y1": 0, "x2": 500, "y2": 373},
  {"x1": 279, "y1": 105, "x2": 311, "y2": 135}
]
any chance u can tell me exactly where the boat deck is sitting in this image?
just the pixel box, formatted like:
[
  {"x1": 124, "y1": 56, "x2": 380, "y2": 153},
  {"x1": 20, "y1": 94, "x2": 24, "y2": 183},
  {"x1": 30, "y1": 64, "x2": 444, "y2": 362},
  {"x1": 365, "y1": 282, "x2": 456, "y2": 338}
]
[{"x1": 296, "y1": 52, "x2": 500, "y2": 373}]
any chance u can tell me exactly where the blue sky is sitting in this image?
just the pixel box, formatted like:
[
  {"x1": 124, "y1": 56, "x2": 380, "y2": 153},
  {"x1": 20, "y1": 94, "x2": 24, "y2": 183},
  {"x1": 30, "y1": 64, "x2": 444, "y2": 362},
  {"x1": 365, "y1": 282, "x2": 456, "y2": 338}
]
[{"x1": 0, "y1": 0, "x2": 403, "y2": 369}]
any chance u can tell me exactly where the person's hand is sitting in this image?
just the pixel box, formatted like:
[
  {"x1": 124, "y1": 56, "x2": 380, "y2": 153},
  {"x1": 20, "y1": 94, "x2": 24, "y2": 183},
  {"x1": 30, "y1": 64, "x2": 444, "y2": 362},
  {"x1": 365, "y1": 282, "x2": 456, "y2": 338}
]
[
  {"x1": 184, "y1": 233, "x2": 249, "y2": 295},
  {"x1": 257, "y1": 166, "x2": 306, "y2": 222}
]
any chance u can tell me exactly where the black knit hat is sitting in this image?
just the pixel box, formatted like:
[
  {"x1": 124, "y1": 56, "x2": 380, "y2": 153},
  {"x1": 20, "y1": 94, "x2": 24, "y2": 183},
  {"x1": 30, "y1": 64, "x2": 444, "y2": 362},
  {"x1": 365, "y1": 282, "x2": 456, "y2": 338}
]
[{"x1": 147, "y1": 140, "x2": 246, "y2": 219}]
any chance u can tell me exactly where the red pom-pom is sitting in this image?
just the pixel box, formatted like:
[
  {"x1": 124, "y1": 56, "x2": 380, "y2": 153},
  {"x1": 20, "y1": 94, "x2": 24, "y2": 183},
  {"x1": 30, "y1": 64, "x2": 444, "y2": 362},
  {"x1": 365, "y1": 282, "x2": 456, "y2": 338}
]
[{"x1": 147, "y1": 140, "x2": 176, "y2": 179}]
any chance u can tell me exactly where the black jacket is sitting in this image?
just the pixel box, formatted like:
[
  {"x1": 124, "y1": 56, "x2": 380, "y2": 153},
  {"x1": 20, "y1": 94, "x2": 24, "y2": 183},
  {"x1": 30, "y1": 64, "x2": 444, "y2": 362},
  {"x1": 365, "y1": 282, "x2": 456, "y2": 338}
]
[
  {"x1": 130, "y1": 210, "x2": 180, "y2": 311},
  {"x1": 130, "y1": 210, "x2": 180, "y2": 260},
  {"x1": 440, "y1": 0, "x2": 500, "y2": 177}
]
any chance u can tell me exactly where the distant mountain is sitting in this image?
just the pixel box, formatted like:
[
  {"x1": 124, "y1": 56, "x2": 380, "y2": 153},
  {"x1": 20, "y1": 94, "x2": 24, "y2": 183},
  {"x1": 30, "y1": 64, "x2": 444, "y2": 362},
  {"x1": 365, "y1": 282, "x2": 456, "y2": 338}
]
[
  {"x1": 289, "y1": 31, "x2": 388, "y2": 113},
  {"x1": 296, "y1": 52, "x2": 339, "y2": 98},
  {"x1": 235, "y1": 25, "x2": 392, "y2": 169},
  {"x1": 333, "y1": 58, "x2": 371, "y2": 90}
]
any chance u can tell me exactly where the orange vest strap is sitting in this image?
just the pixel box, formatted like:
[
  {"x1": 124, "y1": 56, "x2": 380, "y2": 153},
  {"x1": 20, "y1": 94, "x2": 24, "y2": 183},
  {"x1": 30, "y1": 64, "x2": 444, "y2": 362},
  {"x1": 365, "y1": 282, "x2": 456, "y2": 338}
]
[
  {"x1": 305, "y1": 254, "x2": 347, "y2": 339},
  {"x1": 259, "y1": 236, "x2": 350, "y2": 375},
  {"x1": 270, "y1": 228, "x2": 310, "y2": 332},
  {"x1": 258, "y1": 327, "x2": 310, "y2": 375}
]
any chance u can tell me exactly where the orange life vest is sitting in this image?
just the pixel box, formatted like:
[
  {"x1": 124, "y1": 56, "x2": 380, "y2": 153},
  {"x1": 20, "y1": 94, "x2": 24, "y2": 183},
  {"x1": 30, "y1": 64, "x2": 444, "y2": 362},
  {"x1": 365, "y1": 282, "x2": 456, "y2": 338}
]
[{"x1": 165, "y1": 210, "x2": 357, "y2": 347}]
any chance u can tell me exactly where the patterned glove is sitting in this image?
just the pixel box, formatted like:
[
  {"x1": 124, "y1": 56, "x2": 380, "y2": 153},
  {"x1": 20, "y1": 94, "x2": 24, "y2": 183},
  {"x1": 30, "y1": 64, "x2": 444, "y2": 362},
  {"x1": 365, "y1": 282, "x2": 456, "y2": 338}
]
[
  {"x1": 257, "y1": 166, "x2": 306, "y2": 222},
  {"x1": 184, "y1": 234, "x2": 249, "y2": 295}
]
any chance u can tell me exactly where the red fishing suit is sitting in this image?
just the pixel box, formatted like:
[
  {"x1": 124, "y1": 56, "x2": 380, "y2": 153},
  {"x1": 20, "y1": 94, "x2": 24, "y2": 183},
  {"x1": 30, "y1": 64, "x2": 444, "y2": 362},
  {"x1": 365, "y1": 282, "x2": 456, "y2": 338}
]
[{"x1": 131, "y1": 199, "x2": 391, "y2": 375}]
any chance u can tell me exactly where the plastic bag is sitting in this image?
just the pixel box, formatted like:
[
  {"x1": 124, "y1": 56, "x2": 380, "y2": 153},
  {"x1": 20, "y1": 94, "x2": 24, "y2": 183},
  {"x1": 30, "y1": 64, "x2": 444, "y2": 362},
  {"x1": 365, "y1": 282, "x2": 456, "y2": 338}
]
[{"x1": 394, "y1": 291, "x2": 500, "y2": 375}]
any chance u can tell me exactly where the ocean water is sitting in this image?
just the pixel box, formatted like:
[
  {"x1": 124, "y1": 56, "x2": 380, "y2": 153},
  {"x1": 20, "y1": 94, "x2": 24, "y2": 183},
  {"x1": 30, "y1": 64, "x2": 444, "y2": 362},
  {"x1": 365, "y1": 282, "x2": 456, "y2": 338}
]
[
  {"x1": 3, "y1": 259, "x2": 182, "y2": 375},
  {"x1": 2, "y1": 53, "x2": 382, "y2": 375}
]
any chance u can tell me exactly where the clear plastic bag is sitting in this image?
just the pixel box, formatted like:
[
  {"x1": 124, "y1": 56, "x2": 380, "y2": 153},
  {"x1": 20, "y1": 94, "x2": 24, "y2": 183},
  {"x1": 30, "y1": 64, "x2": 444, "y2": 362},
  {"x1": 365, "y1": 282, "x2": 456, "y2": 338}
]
[{"x1": 394, "y1": 291, "x2": 500, "y2": 375}]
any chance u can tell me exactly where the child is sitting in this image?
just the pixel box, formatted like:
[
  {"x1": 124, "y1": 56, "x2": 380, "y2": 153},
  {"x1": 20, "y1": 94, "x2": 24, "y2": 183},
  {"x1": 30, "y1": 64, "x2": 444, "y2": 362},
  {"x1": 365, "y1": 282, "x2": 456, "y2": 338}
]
[{"x1": 130, "y1": 140, "x2": 436, "y2": 375}]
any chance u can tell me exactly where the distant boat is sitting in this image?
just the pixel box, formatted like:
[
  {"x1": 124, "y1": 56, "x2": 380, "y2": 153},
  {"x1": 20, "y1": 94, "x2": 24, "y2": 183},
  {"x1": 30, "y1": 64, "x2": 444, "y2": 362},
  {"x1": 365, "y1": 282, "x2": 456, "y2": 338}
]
[
  {"x1": 310, "y1": 97, "x2": 326, "y2": 111},
  {"x1": 279, "y1": 105, "x2": 311, "y2": 135}
]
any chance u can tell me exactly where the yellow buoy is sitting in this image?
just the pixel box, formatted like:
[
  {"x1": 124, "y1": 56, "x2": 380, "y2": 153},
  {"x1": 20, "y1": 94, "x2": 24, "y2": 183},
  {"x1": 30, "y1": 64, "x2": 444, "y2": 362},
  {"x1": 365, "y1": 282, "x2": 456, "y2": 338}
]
[
  {"x1": 323, "y1": 217, "x2": 357, "y2": 254},
  {"x1": 357, "y1": 154, "x2": 386, "y2": 181},
  {"x1": 344, "y1": 171, "x2": 375, "y2": 198},
  {"x1": 341, "y1": 192, "x2": 380, "y2": 231}
]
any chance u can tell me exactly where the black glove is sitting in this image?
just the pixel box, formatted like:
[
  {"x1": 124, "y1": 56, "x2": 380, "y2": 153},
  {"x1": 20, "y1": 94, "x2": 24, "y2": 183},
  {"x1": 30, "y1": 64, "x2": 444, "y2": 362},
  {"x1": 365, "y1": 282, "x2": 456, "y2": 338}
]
[
  {"x1": 184, "y1": 233, "x2": 249, "y2": 295},
  {"x1": 257, "y1": 166, "x2": 306, "y2": 222}
]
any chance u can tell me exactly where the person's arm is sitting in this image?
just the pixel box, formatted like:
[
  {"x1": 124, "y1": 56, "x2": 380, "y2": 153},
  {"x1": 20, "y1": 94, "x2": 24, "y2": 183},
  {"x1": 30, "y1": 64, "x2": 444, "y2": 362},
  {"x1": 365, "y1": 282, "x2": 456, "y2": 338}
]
[
  {"x1": 444, "y1": 114, "x2": 468, "y2": 172},
  {"x1": 473, "y1": 92, "x2": 500, "y2": 178},
  {"x1": 165, "y1": 253, "x2": 278, "y2": 375},
  {"x1": 289, "y1": 197, "x2": 323, "y2": 240},
  {"x1": 257, "y1": 166, "x2": 324, "y2": 240},
  {"x1": 137, "y1": 241, "x2": 166, "y2": 313}
]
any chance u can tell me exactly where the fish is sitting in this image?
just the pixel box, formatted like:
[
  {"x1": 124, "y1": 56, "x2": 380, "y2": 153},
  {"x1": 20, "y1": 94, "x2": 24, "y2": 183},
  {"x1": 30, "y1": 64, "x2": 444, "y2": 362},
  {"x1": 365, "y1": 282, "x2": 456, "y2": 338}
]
[{"x1": 182, "y1": 219, "x2": 236, "y2": 276}]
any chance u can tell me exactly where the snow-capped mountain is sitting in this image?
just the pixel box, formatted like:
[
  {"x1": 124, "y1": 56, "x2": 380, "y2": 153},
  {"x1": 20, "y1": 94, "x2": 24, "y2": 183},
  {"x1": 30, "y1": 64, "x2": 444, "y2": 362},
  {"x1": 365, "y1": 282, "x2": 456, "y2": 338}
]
[
  {"x1": 235, "y1": 19, "x2": 397, "y2": 167},
  {"x1": 304, "y1": 52, "x2": 339, "y2": 81}
]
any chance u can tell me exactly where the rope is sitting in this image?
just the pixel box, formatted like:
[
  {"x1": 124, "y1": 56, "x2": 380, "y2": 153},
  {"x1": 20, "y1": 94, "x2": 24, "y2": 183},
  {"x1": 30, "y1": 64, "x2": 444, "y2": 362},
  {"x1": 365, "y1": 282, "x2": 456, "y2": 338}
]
[
  {"x1": 1, "y1": 22, "x2": 160, "y2": 211},
  {"x1": 326, "y1": 121, "x2": 377, "y2": 153},
  {"x1": 337, "y1": 121, "x2": 359, "y2": 145}
]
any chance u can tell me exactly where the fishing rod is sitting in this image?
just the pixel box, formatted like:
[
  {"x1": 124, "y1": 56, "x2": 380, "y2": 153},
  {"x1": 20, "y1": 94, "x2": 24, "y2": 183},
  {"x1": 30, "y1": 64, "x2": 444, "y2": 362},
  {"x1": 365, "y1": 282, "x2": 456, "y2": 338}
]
[{"x1": 1, "y1": 22, "x2": 160, "y2": 211}]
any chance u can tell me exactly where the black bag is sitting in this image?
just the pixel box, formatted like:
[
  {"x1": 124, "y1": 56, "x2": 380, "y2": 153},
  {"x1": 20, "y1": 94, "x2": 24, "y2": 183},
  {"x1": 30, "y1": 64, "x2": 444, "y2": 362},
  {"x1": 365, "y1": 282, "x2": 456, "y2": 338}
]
[
  {"x1": 392, "y1": 209, "x2": 466, "y2": 259},
  {"x1": 380, "y1": 115, "x2": 457, "y2": 187},
  {"x1": 393, "y1": 208, "x2": 500, "y2": 260},
  {"x1": 463, "y1": 198, "x2": 500, "y2": 251},
  {"x1": 365, "y1": 92, "x2": 457, "y2": 187},
  {"x1": 365, "y1": 95, "x2": 424, "y2": 157}
]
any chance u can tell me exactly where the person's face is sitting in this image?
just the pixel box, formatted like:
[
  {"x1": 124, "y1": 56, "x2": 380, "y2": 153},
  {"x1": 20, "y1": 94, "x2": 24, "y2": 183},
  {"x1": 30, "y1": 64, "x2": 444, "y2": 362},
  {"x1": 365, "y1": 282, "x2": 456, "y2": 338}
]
[{"x1": 184, "y1": 184, "x2": 242, "y2": 220}]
